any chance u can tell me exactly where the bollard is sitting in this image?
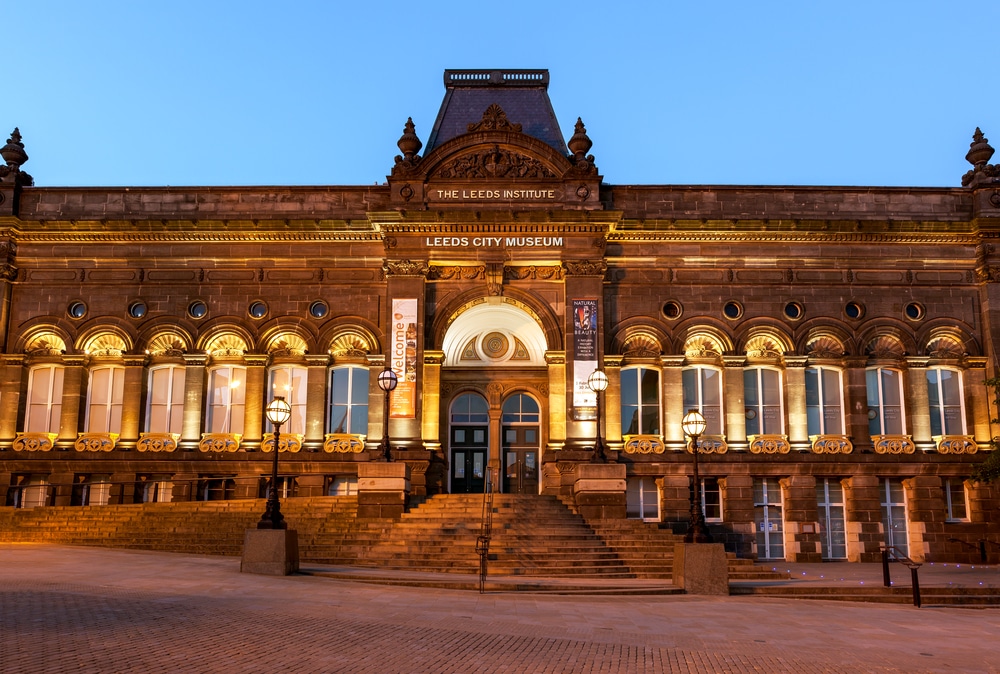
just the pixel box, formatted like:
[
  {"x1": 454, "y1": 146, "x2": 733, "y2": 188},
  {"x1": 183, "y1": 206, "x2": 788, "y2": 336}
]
[{"x1": 910, "y1": 566, "x2": 921, "y2": 608}]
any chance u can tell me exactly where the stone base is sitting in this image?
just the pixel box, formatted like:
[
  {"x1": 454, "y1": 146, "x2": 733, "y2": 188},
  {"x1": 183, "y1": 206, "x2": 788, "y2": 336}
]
[
  {"x1": 240, "y1": 529, "x2": 299, "y2": 576},
  {"x1": 673, "y1": 542, "x2": 729, "y2": 595}
]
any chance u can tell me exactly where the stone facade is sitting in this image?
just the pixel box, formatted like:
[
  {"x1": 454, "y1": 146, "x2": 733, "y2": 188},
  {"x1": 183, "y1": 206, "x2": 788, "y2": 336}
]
[{"x1": 1, "y1": 70, "x2": 999, "y2": 563}]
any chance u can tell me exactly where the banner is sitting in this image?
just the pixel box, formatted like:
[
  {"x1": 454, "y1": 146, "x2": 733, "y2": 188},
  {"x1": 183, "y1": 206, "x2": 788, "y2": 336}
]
[
  {"x1": 390, "y1": 298, "x2": 418, "y2": 418},
  {"x1": 572, "y1": 299, "x2": 598, "y2": 408}
]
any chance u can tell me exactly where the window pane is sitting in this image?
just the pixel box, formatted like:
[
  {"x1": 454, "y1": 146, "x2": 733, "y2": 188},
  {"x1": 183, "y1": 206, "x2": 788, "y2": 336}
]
[
  {"x1": 620, "y1": 369, "x2": 638, "y2": 406},
  {"x1": 640, "y1": 368, "x2": 659, "y2": 405},
  {"x1": 622, "y1": 405, "x2": 639, "y2": 435}
]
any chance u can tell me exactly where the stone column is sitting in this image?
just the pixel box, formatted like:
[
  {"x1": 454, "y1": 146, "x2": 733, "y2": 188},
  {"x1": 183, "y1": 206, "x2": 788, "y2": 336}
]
[
  {"x1": 906, "y1": 357, "x2": 932, "y2": 451},
  {"x1": 545, "y1": 351, "x2": 566, "y2": 449},
  {"x1": 117, "y1": 355, "x2": 148, "y2": 450},
  {"x1": 422, "y1": 350, "x2": 444, "y2": 450},
  {"x1": 843, "y1": 474, "x2": 883, "y2": 562},
  {"x1": 304, "y1": 354, "x2": 331, "y2": 452},
  {"x1": 779, "y1": 475, "x2": 822, "y2": 562},
  {"x1": 357, "y1": 462, "x2": 411, "y2": 518},
  {"x1": 0, "y1": 355, "x2": 25, "y2": 447},
  {"x1": 563, "y1": 260, "x2": 606, "y2": 450},
  {"x1": 604, "y1": 355, "x2": 623, "y2": 444},
  {"x1": 903, "y1": 475, "x2": 945, "y2": 562},
  {"x1": 49, "y1": 471, "x2": 76, "y2": 506},
  {"x1": 243, "y1": 355, "x2": 268, "y2": 451},
  {"x1": 720, "y1": 475, "x2": 755, "y2": 558},
  {"x1": 844, "y1": 357, "x2": 872, "y2": 452},
  {"x1": 366, "y1": 355, "x2": 386, "y2": 452},
  {"x1": 57, "y1": 355, "x2": 86, "y2": 449},
  {"x1": 572, "y1": 463, "x2": 626, "y2": 519},
  {"x1": 661, "y1": 356, "x2": 685, "y2": 449},
  {"x1": 383, "y1": 260, "x2": 428, "y2": 449},
  {"x1": 784, "y1": 356, "x2": 809, "y2": 451},
  {"x1": 965, "y1": 357, "x2": 991, "y2": 445},
  {"x1": 722, "y1": 355, "x2": 747, "y2": 450},
  {"x1": 487, "y1": 382, "x2": 503, "y2": 477},
  {"x1": 180, "y1": 354, "x2": 208, "y2": 451}
]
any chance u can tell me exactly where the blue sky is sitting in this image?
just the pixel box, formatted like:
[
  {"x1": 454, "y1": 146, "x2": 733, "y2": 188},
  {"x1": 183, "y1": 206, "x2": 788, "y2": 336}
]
[{"x1": 9, "y1": 2, "x2": 997, "y2": 188}]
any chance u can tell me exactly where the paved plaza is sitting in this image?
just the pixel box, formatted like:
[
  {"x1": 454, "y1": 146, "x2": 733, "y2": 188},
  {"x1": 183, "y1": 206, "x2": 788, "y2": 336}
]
[{"x1": 1, "y1": 544, "x2": 999, "y2": 673}]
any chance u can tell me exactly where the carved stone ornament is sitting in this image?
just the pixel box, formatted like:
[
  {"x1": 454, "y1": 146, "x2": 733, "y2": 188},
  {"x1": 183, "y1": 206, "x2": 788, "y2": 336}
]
[
  {"x1": 872, "y1": 434, "x2": 916, "y2": 455},
  {"x1": 383, "y1": 259, "x2": 430, "y2": 277},
  {"x1": 433, "y1": 146, "x2": 556, "y2": 180},
  {"x1": 75, "y1": 432, "x2": 118, "y2": 452},
  {"x1": 811, "y1": 435, "x2": 853, "y2": 454},
  {"x1": 806, "y1": 336, "x2": 846, "y2": 359},
  {"x1": 324, "y1": 433, "x2": 366, "y2": 453},
  {"x1": 748, "y1": 434, "x2": 791, "y2": 454},
  {"x1": 199, "y1": 433, "x2": 242, "y2": 453},
  {"x1": 467, "y1": 104, "x2": 523, "y2": 133},
  {"x1": 261, "y1": 433, "x2": 303, "y2": 453},
  {"x1": 977, "y1": 266, "x2": 1000, "y2": 283},
  {"x1": 504, "y1": 265, "x2": 563, "y2": 281},
  {"x1": 936, "y1": 436, "x2": 978, "y2": 454},
  {"x1": 137, "y1": 432, "x2": 179, "y2": 453},
  {"x1": 564, "y1": 118, "x2": 598, "y2": 177},
  {"x1": 563, "y1": 259, "x2": 607, "y2": 277},
  {"x1": 687, "y1": 435, "x2": 728, "y2": 454},
  {"x1": 623, "y1": 434, "x2": 665, "y2": 454},
  {"x1": 12, "y1": 432, "x2": 57, "y2": 452},
  {"x1": 962, "y1": 127, "x2": 1000, "y2": 187},
  {"x1": 428, "y1": 265, "x2": 486, "y2": 281},
  {"x1": 0, "y1": 128, "x2": 33, "y2": 186}
]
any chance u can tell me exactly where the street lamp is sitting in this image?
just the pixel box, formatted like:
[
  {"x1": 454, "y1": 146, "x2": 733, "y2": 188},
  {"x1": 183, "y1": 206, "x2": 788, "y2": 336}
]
[
  {"x1": 682, "y1": 408, "x2": 712, "y2": 543},
  {"x1": 376, "y1": 368, "x2": 398, "y2": 462},
  {"x1": 588, "y1": 369, "x2": 609, "y2": 463},
  {"x1": 258, "y1": 396, "x2": 292, "y2": 530}
]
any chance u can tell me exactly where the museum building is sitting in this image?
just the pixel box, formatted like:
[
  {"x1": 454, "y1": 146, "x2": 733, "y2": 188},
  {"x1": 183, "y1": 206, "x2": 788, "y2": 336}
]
[{"x1": 1, "y1": 69, "x2": 999, "y2": 563}]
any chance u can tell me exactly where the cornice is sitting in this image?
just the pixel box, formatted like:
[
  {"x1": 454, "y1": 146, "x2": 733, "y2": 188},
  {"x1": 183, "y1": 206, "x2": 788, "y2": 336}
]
[
  {"x1": 6, "y1": 229, "x2": 383, "y2": 244},
  {"x1": 608, "y1": 229, "x2": 980, "y2": 245}
]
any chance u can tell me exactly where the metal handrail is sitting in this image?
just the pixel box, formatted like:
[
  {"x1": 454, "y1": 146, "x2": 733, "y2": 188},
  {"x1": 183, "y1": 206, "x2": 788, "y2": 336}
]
[
  {"x1": 476, "y1": 468, "x2": 496, "y2": 594},
  {"x1": 881, "y1": 546, "x2": 922, "y2": 607},
  {"x1": 947, "y1": 537, "x2": 1000, "y2": 563}
]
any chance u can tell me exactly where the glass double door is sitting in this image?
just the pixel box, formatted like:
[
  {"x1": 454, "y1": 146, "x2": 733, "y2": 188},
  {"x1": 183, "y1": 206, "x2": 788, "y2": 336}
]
[
  {"x1": 503, "y1": 425, "x2": 538, "y2": 494},
  {"x1": 450, "y1": 425, "x2": 487, "y2": 493}
]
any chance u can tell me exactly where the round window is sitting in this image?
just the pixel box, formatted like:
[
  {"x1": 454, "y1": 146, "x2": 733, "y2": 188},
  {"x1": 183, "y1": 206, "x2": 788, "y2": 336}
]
[
  {"x1": 188, "y1": 300, "x2": 208, "y2": 319},
  {"x1": 845, "y1": 301, "x2": 865, "y2": 320},
  {"x1": 662, "y1": 300, "x2": 683, "y2": 320},
  {"x1": 128, "y1": 301, "x2": 147, "y2": 319},
  {"x1": 68, "y1": 301, "x2": 87, "y2": 319},
  {"x1": 905, "y1": 302, "x2": 925, "y2": 321},
  {"x1": 248, "y1": 301, "x2": 268, "y2": 319},
  {"x1": 309, "y1": 300, "x2": 329, "y2": 319},
  {"x1": 723, "y1": 301, "x2": 743, "y2": 320},
  {"x1": 783, "y1": 302, "x2": 804, "y2": 320}
]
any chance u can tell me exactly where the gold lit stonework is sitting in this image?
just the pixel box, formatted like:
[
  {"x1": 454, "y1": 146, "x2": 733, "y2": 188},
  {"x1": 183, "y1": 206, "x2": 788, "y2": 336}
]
[
  {"x1": 873, "y1": 435, "x2": 916, "y2": 454},
  {"x1": 199, "y1": 433, "x2": 242, "y2": 452},
  {"x1": 137, "y1": 433, "x2": 180, "y2": 452},
  {"x1": 324, "y1": 433, "x2": 366, "y2": 453},
  {"x1": 810, "y1": 435, "x2": 854, "y2": 454},
  {"x1": 622, "y1": 434, "x2": 665, "y2": 454},
  {"x1": 261, "y1": 433, "x2": 303, "y2": 453},
  {"x1": 936, "y1": 436, "x2": 978, "y2": 454},
  {"x1": 687, "y1": 435, "x2": 728, "y2": 454},
  {"x1": 75, "y1": 432, "x2": 119, "y2": 452},
  {"x1": 12, "y1": 432, "x2": 57, "y2": 452},
  {"x1": 748, "y1": 434, "x2": 791, "y2": 454}
]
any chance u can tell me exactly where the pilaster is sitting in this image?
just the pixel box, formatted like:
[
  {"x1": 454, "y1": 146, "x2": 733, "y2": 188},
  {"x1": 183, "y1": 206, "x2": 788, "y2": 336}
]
[
  {"x1": 304, "y1": 354, "x2": 331, "y2": 451},
  {"x1": 784, "y1": 356, "x2": 809, "y2": 450},
  {"x1": 722, "y1": 355, "x2": 746, "y2": 450},
  {"x1": 180, "y1": 354, "x2": 208, "y2": 451},
  {"x1": 118, "y1": 355, "x2": 148, "y2": 450},
  {"x1": 0, "y1": 354, "x2": 25, "y2": 446},
  {"x1": 243, "y1": 354, "x2": 269, "y2": 450},
  {"x1": 906, "y1": 357, "x2": 933, "y2": 450},
  {"x1": 57, "y1": 356, "x2": 86, "y2": 449},
  {"x1": 843, "y1": 474, "x2": 883, "y2": 562},
  {"x1": 779, "y1": 475, "x2": 821, "y2": 562}
]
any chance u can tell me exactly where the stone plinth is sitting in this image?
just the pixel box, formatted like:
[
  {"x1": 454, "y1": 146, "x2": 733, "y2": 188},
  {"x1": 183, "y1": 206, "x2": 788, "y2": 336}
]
[
  {"x1": 572, "y1": 463, "x2": 626, "y2": 519},
  {"x1": 241, "y1": 529, "x2": 299, "y2": 576},
  {"x1": 673, "y1": 542, "x2": 729, "y2": 595},
  {"x1": 357, "y1": 462, "x2": 411, "y2": 518}
]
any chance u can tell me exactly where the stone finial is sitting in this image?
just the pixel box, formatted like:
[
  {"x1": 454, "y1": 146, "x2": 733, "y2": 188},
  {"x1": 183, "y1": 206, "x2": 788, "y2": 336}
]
[
  {"x1": 567, "y1": 118, "x2": 593, "y2": 161},
  {"x1": 396, "y1": 118, "x2": 423, "y2": 161},
  {"x1": 966, "y1": 127, "x2": 995, "y2": 168},
  {"x1": 0, "y1": 128, "x2": 28, "y2": 169}
]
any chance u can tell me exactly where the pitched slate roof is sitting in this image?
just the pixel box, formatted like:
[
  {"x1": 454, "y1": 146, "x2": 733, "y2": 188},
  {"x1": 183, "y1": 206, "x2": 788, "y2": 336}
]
[{"x1": 424, "y1": 70, "x2": 569, "y2": 155}]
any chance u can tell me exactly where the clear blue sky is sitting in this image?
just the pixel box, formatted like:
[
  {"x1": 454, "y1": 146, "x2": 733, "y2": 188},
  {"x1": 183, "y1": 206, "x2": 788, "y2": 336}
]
[{"x1": 9, "y1": 2, "x2": 997, "y2": 188}]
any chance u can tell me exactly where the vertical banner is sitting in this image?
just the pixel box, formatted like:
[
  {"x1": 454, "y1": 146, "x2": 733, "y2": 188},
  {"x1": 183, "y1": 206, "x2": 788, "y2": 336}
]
[
  {"x1": 390, "y1": 298, "x2": 418, "y2": 418},
  {"x1": 572, "y1": 299, "x2": 598, "y2": 408}
]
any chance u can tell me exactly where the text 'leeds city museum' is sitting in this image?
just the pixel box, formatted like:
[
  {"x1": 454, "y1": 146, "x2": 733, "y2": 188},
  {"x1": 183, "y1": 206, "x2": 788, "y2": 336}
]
[{"x1": 1, "y1": 69, "x2": 999, "y2": 564}]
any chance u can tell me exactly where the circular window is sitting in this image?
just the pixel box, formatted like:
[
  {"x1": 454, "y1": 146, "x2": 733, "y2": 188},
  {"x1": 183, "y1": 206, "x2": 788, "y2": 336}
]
[
  {"x1": 248, "y1": 301, "x2": 268, "y2": 319},
  {"x1": 128, "y1": 301, "x2": 147, "y2": 319},
  {"x1": 845, "y1": 301, "x2": 865, "y2": 320},
  {"x1": 783, "y1": 302, "x2": 804, "y2": 321},
  {"x1": 187, "y1": 300, "x2": 208, "y2": 319},
  {"x1": 723, "y1": 301, "x2": 743, "y2": 320},
  {"x1": 309, "y1": 300, "x2": 329, "y2": 319},
  {"x1": 67, "y1": 301, "x2": 87, "y2": 319},
  {"x1": 662, "y1": 301, "x2": 683, "y2": 320},
  {"x1": 905, "y1": 302, "x2": 925, "y2": 321}
]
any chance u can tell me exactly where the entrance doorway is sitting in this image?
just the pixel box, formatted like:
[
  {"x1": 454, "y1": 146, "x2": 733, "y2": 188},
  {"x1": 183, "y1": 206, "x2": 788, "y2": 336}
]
[
  {"x1": 501, "y1": 394, "x2": 540, "y2": 494},
  {"x1": 450, "y1": 393, "x2": 489, "y2": 493}
]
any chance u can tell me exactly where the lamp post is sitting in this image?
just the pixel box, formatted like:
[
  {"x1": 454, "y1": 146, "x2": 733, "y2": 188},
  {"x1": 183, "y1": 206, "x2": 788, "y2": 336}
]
[
  {"x1": 258, "y1": 396, "x2": 292, "y2": 530},
  {"x1": 682, "y1": 408, "x2": 712, "y2": 543},
  {"x1": 587, "y1": 369, "x2": 609, "y2": 463},
  {"x1": 376, "y1": 368, "x2": 398, "y2": 462}
]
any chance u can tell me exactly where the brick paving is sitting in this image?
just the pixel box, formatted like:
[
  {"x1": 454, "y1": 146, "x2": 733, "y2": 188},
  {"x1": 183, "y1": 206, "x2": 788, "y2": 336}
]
[{"x1": 1, "y1": 544, "x2": 999, "y2": 673}]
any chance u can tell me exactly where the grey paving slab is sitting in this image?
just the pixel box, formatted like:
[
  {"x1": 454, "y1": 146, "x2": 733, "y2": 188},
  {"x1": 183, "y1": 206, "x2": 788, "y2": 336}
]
[{"x1": 2, "y1": 543, "x2": 999, "y2": 673}]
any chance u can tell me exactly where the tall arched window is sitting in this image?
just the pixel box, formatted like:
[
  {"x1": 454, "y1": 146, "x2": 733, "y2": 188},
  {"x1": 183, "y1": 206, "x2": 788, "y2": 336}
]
[
  {"x1": 328, "y1": 365, "x2": 369, "y2": 434},
  {"x1": 866, "y1": 367, "x2": 905, "y2": 435},
  {"x1": 682, "y1": 366, "x2": 723, "y2": 435},
  {"x1": 206, "y1": 365, "x2": 246, "y2": 434},
  {"x1": 620, "y1": 366, "x2": 660, "y2": 435},
  {"x1": 927, "y1": 367, "x2": 965, "y2": 436},
  {"x1": 805, "y1": 367, "x2": 845, "y2": 435},
  {"x1": 744, "y1": 367, "x2": 783, "y2": 435},
  {"x1": 25, "y1": 364, "x2": 64, "y2": 434},
  {"x1": 268, "y1": 364, "x2": 308, "y2": 435},
  {"x1": 146, "y1": 364, "x2": 186, "y2": 434},
  {"x1": 86, "y1": 365, "x2": 125, "y2": 433}
]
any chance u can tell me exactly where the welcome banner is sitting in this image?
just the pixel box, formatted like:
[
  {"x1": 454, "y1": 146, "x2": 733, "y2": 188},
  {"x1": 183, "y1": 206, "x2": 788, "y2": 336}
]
[{"x1": 390, "y1": 298, "x2": 418, "y2": 418}]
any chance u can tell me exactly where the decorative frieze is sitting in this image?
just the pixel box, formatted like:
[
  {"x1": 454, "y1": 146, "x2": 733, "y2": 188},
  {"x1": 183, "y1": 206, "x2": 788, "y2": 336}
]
[
  {"x1": 75, "y1": 432, "x2": 118, "y2": 452},
  {"x1": 810, "y1": 435, "x2": 854, "y2": 454},
  {"x1": 323, "y1": 433, "x2": 366, "y2": 453},
  {"x1": 872, "y1": 435, "x2": 916, "y2": 454},
  {"x1": 622, "y1": 434, "x2": 665, "y2": 454},
  {"x1": 12, "y1": 432, "x2": 57, "y2": 452},
  {"x1": 261, "y1": 433, "x2": 303, "y2": 453},
  {"x1": 137, "y1": 432, "x2": 179, "y2": 453},
  {"x1": 748, "y1": 434, "x2": 791, "y2": 454},
  {"x1": 690, "y1": 435, "x2": 728, "y2": 454},
  {"x1": 199, "y1": 433, "x2": 242, "y2": 453},
  {"x1": 936, "y1": 435, "x2": 978, "y2": 454}
]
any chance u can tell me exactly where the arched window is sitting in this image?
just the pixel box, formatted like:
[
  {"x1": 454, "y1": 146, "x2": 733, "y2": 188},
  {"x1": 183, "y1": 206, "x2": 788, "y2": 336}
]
[
  {"x1": 268, "y1": 364, "x2": 308, "y2": 435},
  {"x1": 25, "y1": 364, "x2": 65, "y2": 433},
  {"x1": 866, "y1": 367, "x2": 905, "y2": 435},
  {"x1": 206, "y1": 365, "x2": 246, "y2": 434},
  {"x1": 328, "y1": 365, "x2": 369, "y2": 434},
  {"x1": 451, "y1": 393, "x2": 489, "y2": 423},
  {"x1": 805, "y1": 367, "x2": 844, "y2": 435},
  {"x1": 86, "y1": 365, "x2": 125, "y2": 433},
  {"x1": 744, "y1": 367, "x2": 783, "y2": 435},
  {"x1": 620, "y1": 366, "x2": 660, "y2": 435},
  {"x1": 501, "y1": 393, "x2": 539, "y2": 423},
  {"x1": 682, "y1": 366, "x2": 723, "y2": 435},
  {"x1": 146, "y1": 364, "x2": 186, "y2": 434},
  {"x1": 927, "y1": 367, "x2": 965, "y2": 436}
]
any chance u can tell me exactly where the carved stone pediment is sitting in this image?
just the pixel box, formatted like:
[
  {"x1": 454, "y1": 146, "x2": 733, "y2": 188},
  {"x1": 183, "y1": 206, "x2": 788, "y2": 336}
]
[
  {"x1": 467, "y1": 104, "x2": 522, "y2": 133},
  {"x1": 432, "y1": 146, "x2": 557, "y2": 180}
]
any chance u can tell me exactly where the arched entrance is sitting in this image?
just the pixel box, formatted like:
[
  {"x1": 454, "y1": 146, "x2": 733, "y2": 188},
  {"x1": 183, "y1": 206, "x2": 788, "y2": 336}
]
[
  {"x1": 449, "y1": 393, "x2": 489, "y2": 493},
  {"x1": 501, "y1": 393, "x2": 540, "y2": 494}
]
